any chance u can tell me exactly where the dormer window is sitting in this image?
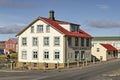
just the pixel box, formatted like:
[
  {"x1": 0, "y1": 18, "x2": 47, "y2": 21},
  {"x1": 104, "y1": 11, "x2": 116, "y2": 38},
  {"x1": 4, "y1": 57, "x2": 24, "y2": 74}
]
[
  {"x1": 70, "y1": 25, "x2": 79, "y2": 32},
  {"x1": 71, "y1": 26, "x2": 75, "y2": 32}
]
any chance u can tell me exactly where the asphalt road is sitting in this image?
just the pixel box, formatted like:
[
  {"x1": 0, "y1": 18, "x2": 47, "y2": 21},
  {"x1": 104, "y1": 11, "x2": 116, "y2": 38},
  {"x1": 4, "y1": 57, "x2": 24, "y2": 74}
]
[{"x1": 0, "y1": 59, "x2": 120, "y2": 80}]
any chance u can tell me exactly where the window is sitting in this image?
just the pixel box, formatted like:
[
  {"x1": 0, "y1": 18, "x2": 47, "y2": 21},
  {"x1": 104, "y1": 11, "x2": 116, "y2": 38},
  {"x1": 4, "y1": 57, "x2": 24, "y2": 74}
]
[
  {"x1": 97, "y1": 48, "x2": 100, "y2": 52},
  {"x1": 44, "y1": 37, "x2": 49, "y2": 46},
  {"x1": 21, "y1": 51, "x2": 27, "y2": 59},
  {"x1": 33, "y1": 51, "x2": 38, "y2": 59},
  {"x1": 33, "y1": 63, "x2": 37, "y2": 67},
  {"x1": 86, "y1": 39, "x2": 90, "y2": 47},
  {"x1": 81, "y1": 38, "x2": 84, "y2": 47},
  {"x1": 75, "y1": 51, "x2": 79, "y2": 61},
  {"x1": 22, "y1": 37, "x2": 27, "y2": 46},
  {"x1": 75, "y1": 37, "x2": 79, "y2": 46},
  {"x1": 81, "y1": 51, "x2": 85, "y2": 59},
  {"x1": 46, "y1": 25, "x2": 50, "y2": 32},
  {"x1": 45, "y1": 63, "x2": 48, "y2": 68},
  {"x1": 71, "y1": 25, "x2": 79, "y2": 32},
  {"x1": 44, "y1": 51, "x2": 49, "y2": 59},
  {"x1": 68, "y1": 37, "x2": 72, "y2": 46},
  {"x1": 37, "y1": 25, "x2": 43, "y2": 32},
  {"x1": 33, "y1": 37, "x2": 38, "y2": 46},
  {"x1": 31, "y1": 26, "x2": 34, "y2": 33},
  {"x1": 54, "y1": 37, "x2": 60, "y2": 46},
  {"x1": 54, "y1": 51, "x2": 60, "y2": 59},
  {"x1": 71, "y1": 26, "x2": 76, "y2": 32}
]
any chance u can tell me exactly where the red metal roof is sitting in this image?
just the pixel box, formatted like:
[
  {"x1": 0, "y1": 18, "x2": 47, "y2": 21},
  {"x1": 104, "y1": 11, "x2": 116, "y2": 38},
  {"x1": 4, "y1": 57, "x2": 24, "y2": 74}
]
[
  {"x1": 17, "y1": 17, "x2": 92, "y2": 38},
  {"x1": 41, "y1": 17, "x2": 92, "y2": 38},
  {"x1": 101, "y1": 44, "x2": 117, "y2": 51}
]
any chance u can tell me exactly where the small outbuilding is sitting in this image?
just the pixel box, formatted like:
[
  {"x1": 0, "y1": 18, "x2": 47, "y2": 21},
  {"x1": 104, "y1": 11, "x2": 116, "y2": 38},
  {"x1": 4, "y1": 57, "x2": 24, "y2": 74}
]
[{"x1": 92, "y1": 43, "x2": 118, "y2": 61}]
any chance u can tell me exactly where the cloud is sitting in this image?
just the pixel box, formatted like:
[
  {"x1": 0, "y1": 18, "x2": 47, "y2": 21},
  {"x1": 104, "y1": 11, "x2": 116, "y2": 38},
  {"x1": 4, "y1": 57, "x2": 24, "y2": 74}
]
[
  {"x1": 89, "y1": 21, "x2": 120, "y2": 28},
  {"x1": 0, "y1": 0, "x2": 35, "y2": 8},
  {"x1": 0, "y1": 24, "x2": 25, "y2": 34},
  {"x1": 96, "y1": 4, "x2": 109, "y2": 10}
]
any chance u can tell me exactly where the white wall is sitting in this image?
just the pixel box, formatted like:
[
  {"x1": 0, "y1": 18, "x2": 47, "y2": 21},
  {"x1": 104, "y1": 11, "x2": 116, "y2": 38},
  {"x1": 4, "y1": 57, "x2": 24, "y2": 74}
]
[
  {"x1": 59, "y1": 24, "x2": 70, "y2": 31},
  {"x1": 92, "y1": 44, "x2": 107, "y2": 61},
  {"x1": 18, "y1": 20, "x2": 65, "y2": 63}
]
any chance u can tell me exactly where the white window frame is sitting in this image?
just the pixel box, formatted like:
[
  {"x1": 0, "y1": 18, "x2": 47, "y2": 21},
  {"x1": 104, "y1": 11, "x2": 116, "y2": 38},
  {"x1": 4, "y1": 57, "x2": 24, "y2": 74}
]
[
  {"x1": 22, "y1": 37, "x2": 27, "y2": 46},
  {"x1": 44, "y1": 37, "x2": 49, "y2": 46},
  {"x1": 44, "y1": 51, "x2": 49, "y2": 59},
  {"x1": 54, "y1": 50, "x2": 60, "y2": 60},
  {"x1": 32, "y1": 37, "x2": 38, "y2": 46},
  {"x1": 32, "y1": 50, "x2": 38, "y2": 59},
  {"x1": 31, "y1": 26, "x2": 34, "y2": 33},
  {"x1": 21, "y1": 50, "x2": 27, "y2": 59},
  {"x1": 37, "y1": 25, "x2": 43, "y2": 33},
  {"x1": 97, "y1": 48, "x2": 100, "y2": 52},
  {"x1": 46, "y1": 25, "x2": 50, "y2": 33},
  {"x1": 54, "y1": 37, "x2": 60, "y2": 46}
]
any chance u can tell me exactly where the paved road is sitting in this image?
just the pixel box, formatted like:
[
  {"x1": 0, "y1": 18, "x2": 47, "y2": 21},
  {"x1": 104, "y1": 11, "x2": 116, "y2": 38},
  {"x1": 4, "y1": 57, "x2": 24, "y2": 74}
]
[{"x1": 0, "y1": 59, "x2": 120, "y2": 80}]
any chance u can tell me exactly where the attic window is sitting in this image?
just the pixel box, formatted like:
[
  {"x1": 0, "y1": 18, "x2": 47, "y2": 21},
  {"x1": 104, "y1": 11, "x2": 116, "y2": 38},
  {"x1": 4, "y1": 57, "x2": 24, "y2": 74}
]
[
  {"x1": 31, "y1": 26, "x2": 34, "y2": 33},
  {"x1": 97, "y1": 48, "x2": 100, "y2": 52},
  {"x1": 46, "y1": 25, "x2": 50, "y2": 32},
  {"x1": 37, "y1": 25, "x2": 43, "y2": 33}
]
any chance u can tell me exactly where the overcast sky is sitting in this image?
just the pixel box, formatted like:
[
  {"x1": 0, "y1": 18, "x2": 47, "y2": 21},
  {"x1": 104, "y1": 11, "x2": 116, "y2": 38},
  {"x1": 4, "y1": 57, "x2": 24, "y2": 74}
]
[{"x1": 0, "y1": 0, "x2": 120, "y2": 40}]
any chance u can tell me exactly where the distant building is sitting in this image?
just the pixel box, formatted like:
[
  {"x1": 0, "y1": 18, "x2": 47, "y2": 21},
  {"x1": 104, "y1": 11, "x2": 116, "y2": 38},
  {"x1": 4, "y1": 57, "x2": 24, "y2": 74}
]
[
  {"x1": 92, "y1": 37, "x2": 120, "y2": 58},
  {"x1": 0, "y1": 41, "x2": 6, "y2": 54},
  {"x1": 5, "y1": 38, "x2": 18, "y2": 53},
  {"x1": 16, "y1": 10, "x2": 92, "y2": 69},
  {"x1": 92, "y1": 43, "x2": 118, "y2": 61}
]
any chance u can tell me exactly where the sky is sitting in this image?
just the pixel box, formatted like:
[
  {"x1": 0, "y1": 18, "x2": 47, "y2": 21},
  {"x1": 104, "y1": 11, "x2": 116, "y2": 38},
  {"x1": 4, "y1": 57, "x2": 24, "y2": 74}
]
[{"x1": 0, "y1": 0, "x2": 120, "y2": 41}]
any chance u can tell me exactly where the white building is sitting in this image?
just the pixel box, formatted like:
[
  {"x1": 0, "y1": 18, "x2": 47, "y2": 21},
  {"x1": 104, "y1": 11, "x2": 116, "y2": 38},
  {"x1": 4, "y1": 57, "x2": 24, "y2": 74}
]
[
  {"x1": 16, "y1": 10, "x2": 92, "y2": 69},
  {"x1": 92, "y1": 37, "x2": 120, "y2": 58}
]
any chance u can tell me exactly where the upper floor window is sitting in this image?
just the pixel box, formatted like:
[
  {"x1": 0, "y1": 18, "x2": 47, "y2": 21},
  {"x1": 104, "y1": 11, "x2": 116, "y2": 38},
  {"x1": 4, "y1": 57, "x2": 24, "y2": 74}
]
[
  {"x1": 37, "y1": 25, "x2": 43, "y2": 33},
  {"x1": 32, "y1": 37, "x2": 38, "y2": 46},
  {"x1": 33, "y1": 50, "x2": 38, "y2": 59},
  {"x1": 54, "y1": 51, "x2": 60, "y2": 59},
  {"x1": 44, "y1": 37, "x2": 49, "y2": 46},
  {"x1": 44, "y1": 51, "x2": 49, "y2": 59},
  {"x1": 68, "y1": 37, "x2": 72, "y2": 46},
  {"x1": 97, "y1": 48, "x2": 100, "y2": 52},
  {"x1": 54, "y1": 37, "x2": 60, "y2": 46},
  {"x1": 31, "y1": 26, "x2": 34, "y2": 33},
  {"x1": 86, "y1": 39, "x2": 90, "y2": 47},
  {"x1": 46, "y1": 25, "x2": 50, "y2": 33},
  {"x1": 21, "y1": 50, "x2": 27, "y2": 59},
  {"x1": 22, "y1": 37, "x2": 27, "y2": 46},
  {"x1": 81, "y1": 38, "x2": 84, "y2": 47},
  {"x1": 75, "y1": 37, "x2": 79, "y2": 46}
]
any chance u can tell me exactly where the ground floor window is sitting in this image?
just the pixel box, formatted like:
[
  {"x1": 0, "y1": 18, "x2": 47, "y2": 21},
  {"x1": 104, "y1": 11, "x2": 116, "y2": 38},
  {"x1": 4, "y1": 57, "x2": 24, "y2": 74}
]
[
  {"x1": 33, "y1": 63, "x2": 37, "y2": 67},
  {"x1": 75, "y1": 51, "x2": 79, "y2": 61},
  {"x1": 45, "y1": 63, "x2": 48, "y2": 68},
  {"x1": 55, "y1": 64, "x2": 57, "y2": 68},
  {"x1": 81, "y1": 51, "x2": 85, "y2": 60}
]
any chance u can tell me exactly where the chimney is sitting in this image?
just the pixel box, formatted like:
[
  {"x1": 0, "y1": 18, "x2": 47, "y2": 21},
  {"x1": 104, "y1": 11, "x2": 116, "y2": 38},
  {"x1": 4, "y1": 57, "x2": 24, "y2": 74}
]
[{"x1": 49, "y1": 10, "x2": 55, "y2": 20}]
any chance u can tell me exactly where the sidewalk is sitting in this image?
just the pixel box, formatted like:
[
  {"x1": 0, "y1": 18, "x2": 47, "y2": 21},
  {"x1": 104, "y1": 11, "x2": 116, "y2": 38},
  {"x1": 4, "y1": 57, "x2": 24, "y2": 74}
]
[{"x1": 0, "y1": 59, "x2": 120, "y2": 72}]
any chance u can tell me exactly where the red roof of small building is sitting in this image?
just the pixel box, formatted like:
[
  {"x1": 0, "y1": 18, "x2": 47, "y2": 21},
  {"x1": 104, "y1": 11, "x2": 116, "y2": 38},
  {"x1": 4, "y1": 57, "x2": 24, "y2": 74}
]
[
  {"x1": 101, "y1": 44, "x2": 117, "y2": 51},
  {"x1": 17, "y1": 17, "x2": 92, "y2": 38}
]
